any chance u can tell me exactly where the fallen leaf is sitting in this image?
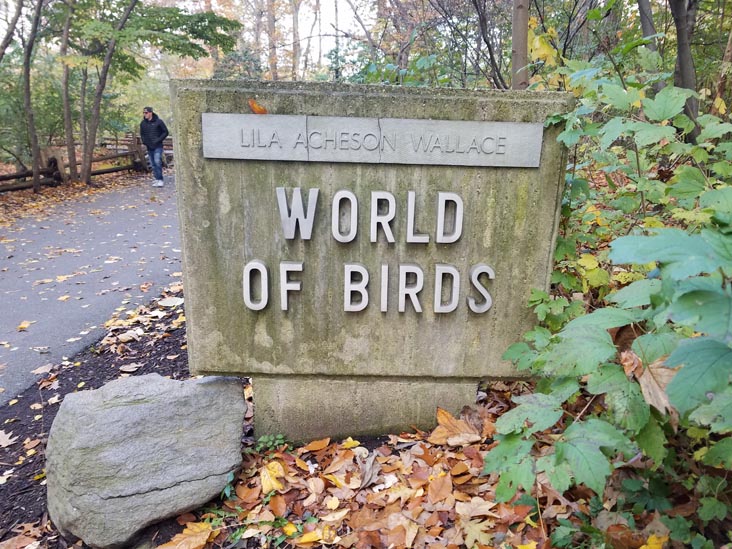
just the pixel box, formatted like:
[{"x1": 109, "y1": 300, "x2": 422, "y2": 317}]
[
  {"x1": 0, "y1": 469, "x2": 14, "y2": 485},
  {"x1": 17, "y1": 321, "x2": 34, "y2": 332},
  {"x1": 427, "y1": 473, "x2": 453, "y2": 503},
  {"x1": 427, "y1": 408, "x2": 481, "y2": 447},
  {"x1": 0, "y1": 430, "x2": 19, "y2": 448},
  {"x1": 0, "y1": 534, "x2": 36, "y2": 549},
  {"x1": 341, "y1": 436, "x2": 360, "y2": 448},
  {"x1": 30, "y1": 364, "x2": 53, "y2": 375},
  {"x1": 57, "y1": 295, "x2": 70, "y2": 301},
  {"x1": 641, "y1": 534, "x2": 669, "y2": 549},
  {"x1": 298, "y1": 437, "x2": 330, "y2": 454},
  {"x1": 119, "y1": 363, "x2": 142, "y2": 373},
  {"x1": 158, "y1": 297, "x2": 184, "y2": 308},
  {"x1": 248, "y1": 98, "x2": 268, "y2": 114},
  {"x1": 175, "y1": 513, "x2": 197, "y2": 525},
  {"x1": 260, "y1": 460, "x2": 285, "y2": 493},
  {"x1": 269, "y1": 494, "x2": 287, "y2": 517},
  {"x1": 156, "y1": 522, "x2": 212, "y2": 549}
]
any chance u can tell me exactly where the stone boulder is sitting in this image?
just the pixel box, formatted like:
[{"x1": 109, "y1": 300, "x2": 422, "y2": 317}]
[{"x1": 46, "y1": 374, "x2": 245, "y2": 548}]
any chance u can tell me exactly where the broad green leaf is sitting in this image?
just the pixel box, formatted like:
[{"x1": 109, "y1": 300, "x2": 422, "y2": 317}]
[
  {"x1": 632, "y1": 332, "x2": 680, "y2": 364},
  {"x1": 556, "y1": 419, "x2": 630, "y2": 495},
  {"x1": 542, "y1": 327, "x2": 617, "y2": 376},
  {"x1": 496, "y1": 393, "x2": 563, "y2": 435},
  {"x1": 607, "y1": 279, "x2": 662, "y2": 308},
  {"x1": 605, "y1": 380, "x2": 650, "y2": 433},
  {"x1": 665, "y1": 338, "x2": 732, "y2": 414},
  {"x1": 701, "y1": 187, "x2": 732, "y2": 222},
  {"x1": 701, "y1": 229, "x2": 732, "y2": 270},
  {"x1": 482, "y1": 433, "x2": 533, "y2": 474},
  {"x1": 629, "y1": 121, "x2": 676, "y2": 148},
  {"x1": 668, "y1": 290, "x2": 732, "y2": 342},
  {"x1": 667, "y1": 165, "x2": 707, "y2": 208},
  {"x1": 587, "y1": 364, "x2": 630, "y2": 395},
  {"x1": 642, "y1": 87, "x2": 693, "y2": 121},
  {"x1": 711, "y1": 161, "x2": 732, "y2": 178},
  {"x1": 563, "y1": 307, "x2": 642, "y2": 333},
  {"x1": 702, "y1": 438, "x2": 732, "y2": 469},
  {"x1": 599, "y1": 116, "x2": 628, "y2": 150},
  {"x1": 495, "y1": 456, "x2": 535, "y2": 502},
  {"x1": 689, "y1": 388, "x2": 732, "y2": 433},
  {"x1": 698, "y1": 121, "x2": 732, "y2": 142},
  {"x1": 558, "y1": 127, "x2": 583, "y2": 147},
  {"x1": 637, "y1": 413, "x2": 668, "y2": 466},
  {"x1": 610, "y1": 229, "x2": 721, "y2": 280},
  {"x1": 698, "y1": 497, "x2": 729, "y2": 522},
  {"x1": 601, "y1": 85, "x2": 642, "y2": 111},
  {"x1": 536, "y1": 454, "x2": 572, "y2": 492}
]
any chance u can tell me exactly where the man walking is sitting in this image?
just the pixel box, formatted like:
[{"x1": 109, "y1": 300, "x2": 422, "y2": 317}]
[{"x1": 140, "y1": 107, "x2": 169, "y2": 187}]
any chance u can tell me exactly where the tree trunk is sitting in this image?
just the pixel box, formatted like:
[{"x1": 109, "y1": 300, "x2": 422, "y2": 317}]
[
  {"x1": 637, "y1": 0, "x2": 658, "y2": 50},
  {"x1": 669, "y1": 0, "x2": 698, "y2": 122},
  {"x1": 266, "y1": 0, "x2": 279, "y2": 80},
  {"x1": 81, "y1": 0, "x2": 139, "y2": 184},
  {"x1": 79, "y1": 67, "x2": 89, "y2": 171},
  {"x1": 0, "y1": 0, "x2": 23, "y2": 65},
  {"x1": 291, "y1": 0, "x2": 301, "y2": 80},
  {"x1": 511, "y1": 0, "x2": 529, "y2": 89},
  {"x1": 712, "y1": 26, "x2": 732, "y2": 116},
  {"x1": 23, "y1": 0, "x2": 45, "y2": 193},
  {"x1": 61, "y1": 2, "x2": 79, "y2": 182}
]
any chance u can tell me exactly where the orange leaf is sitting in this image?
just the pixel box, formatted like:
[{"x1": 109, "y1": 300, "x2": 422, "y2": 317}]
[
  {"x1": 235, "y1": 483, "x2": 261, "y2": 503},
  {"x1": 297, "y1": 437, "x2": 330, "y2": 455},
  {"x1": 156, "y1": 522, "x2": 212, "y2": 549},
  {"x1": 248, "y1": 98, "x2": 268, "y2": 114},
  {"x1": 269, "y1": 494, "x2": 287, "y2": 517}
]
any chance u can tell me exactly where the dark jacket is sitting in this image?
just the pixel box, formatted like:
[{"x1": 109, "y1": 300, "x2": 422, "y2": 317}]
[{"x1": 140, "y1": 114, "x2": 169, "y2": 149}]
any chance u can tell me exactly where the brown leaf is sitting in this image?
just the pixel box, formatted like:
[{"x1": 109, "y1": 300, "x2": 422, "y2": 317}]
[
  {"x1": 269, "y1": 494, "x2": 287, "y2": 517},
  {"x1": 427, "y1": 408, "x2": 481, "y2": 447},
  {"x1": 235, "y1": 483, "x2": 261, "y2": 504},
  {"x1": 0, "y1": 535, "x2": 37, "y2": 549},
  {"x1": 637, "y1": 359, "x2": 679, "y2": 419},
  {"x1": 427, "y1": 473, "x2": 453, "y2": 504},
  {"x1": 176, "y1": 513, "x2": 197, "y2": 526}
]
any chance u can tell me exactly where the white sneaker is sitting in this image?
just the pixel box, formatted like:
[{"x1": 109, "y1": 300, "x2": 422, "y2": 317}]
[{"x1": 152, "y1": 180, "x2": 164, "y2": 187}]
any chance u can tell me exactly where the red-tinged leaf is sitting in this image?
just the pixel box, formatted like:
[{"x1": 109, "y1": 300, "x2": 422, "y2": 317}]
[{"x1": 248, "y1": 98, "x2": 268, "y2": 114}]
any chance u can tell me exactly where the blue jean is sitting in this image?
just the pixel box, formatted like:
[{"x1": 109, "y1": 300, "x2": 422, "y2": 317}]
[{"x1": 149, "y1": 146, "x2": 164, "y2": 181}]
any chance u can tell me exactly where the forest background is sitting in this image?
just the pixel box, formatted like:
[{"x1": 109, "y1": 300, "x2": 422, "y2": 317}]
[{"x1": 2, "y1": 0, "x2": 732, "y2": 546}]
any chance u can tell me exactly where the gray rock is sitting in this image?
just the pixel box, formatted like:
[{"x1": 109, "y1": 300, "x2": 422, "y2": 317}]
[{"x1": 46, "y1": 374, "x2": 245, "y2": 549}]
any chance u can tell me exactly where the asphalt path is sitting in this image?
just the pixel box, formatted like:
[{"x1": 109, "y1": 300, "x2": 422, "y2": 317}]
[{"x1": 0, "y1": 175, "x2": 181, "y2": 405}]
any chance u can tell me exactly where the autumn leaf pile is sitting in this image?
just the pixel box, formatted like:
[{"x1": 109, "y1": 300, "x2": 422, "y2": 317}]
[{"x1": 162, "y1": 407, "x2": 547, "y2": 549}]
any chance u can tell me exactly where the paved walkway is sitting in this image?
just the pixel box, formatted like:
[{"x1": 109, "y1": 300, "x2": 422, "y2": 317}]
[{"x1": 0, "y1": 175, "x2": 181, "y2": 405}]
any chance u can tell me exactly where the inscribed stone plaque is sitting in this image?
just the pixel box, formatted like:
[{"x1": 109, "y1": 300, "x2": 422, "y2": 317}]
[{"x1": 172, "y1": 81, "x2": 573, "y2": 440}]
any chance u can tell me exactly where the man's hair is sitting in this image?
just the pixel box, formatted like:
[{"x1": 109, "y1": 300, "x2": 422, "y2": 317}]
[{"x1": 143, "y1": 107, "x2": 154, "y2": 113}]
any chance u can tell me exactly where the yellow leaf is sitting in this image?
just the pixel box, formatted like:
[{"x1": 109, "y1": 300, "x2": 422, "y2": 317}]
[
  {"x1": 17, "y1": 321, "x2": 33, "y2": 332},
  {"x1": 643, "y1": 216, "x2": 665, "y2": 228},
  {"x1": 713, "y1": 96, "x2": 727, "y2": 115},
  {"x1": 341, "y1": 436, "x2": 360, "y2": 449},
  {"x1": 294, "y1": 529, "x2": 323, "y2": 544},
  {"x1": 577, "y1": 253, "x2": 599, "y2": 270},
  {"x1": 297, "y1": 437, "x2": 330, "y2": 454},
  {"x1": 517, "y1": 542, "x2": 538, "y2": 549},
  {"x1": 58, "y1": 295, "x2": 71, "y2": 302},
  {"x1": 640, "y1": 534, "x2": 669, "y2": 549},
  {"x1": 325, "y1": 496, "x2": 339, "y2": 510},
  {"x1": 156, "y1": 522, "x2": 212, "y2": 549},
  {"x1": 260, "y1": 461, "x2": 285, "y2": 493},
  {"x1": 282, "y1": 522, "x2": 298, "y2": 537}
]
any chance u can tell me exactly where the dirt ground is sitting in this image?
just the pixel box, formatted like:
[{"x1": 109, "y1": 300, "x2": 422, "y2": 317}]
[{"x1": 0, "y1": 282, "x2": 200, "y2": 546}]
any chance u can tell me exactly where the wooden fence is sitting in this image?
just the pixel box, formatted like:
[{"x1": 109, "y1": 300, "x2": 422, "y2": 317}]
[{"x1": 0, "y1": 134, "x2": 174, "y2": 193}]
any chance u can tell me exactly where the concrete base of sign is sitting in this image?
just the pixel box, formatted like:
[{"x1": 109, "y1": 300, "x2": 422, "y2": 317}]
[{"x1": 253, "y1": 376, "x2": 478, "y2": 442}]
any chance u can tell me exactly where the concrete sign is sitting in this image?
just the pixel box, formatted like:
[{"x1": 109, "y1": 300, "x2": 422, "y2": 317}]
[
  {"x1": 203, "y1": 114, "x2": 544, "y2": 167},
  {"x1": 172, "y1": 81, "x2": 573, "y2": 440}
]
